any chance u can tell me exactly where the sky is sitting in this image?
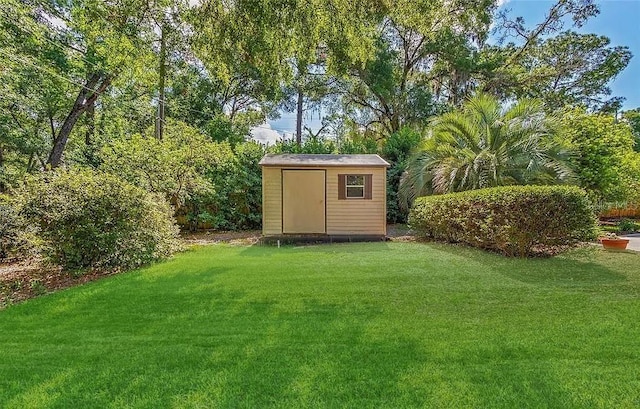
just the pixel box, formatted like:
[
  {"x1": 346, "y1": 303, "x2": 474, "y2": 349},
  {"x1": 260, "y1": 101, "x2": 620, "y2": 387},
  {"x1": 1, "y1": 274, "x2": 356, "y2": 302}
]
[{"x1": 252, "y1": 0, "x2": 640, "y2": 144}]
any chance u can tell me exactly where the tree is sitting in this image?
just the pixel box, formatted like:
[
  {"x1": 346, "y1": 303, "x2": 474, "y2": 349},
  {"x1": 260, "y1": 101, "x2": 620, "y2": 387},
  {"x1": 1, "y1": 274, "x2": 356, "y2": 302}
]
[
  {"x1": 162, "y1": 61, "x2": 264, "y2": 145},
  {"x1": 381, "y1": 127, "x2": 422, "y2": 222},
  {"x1": 99, "y1": 120, "x2": 227, "y2": 207},
  {"x1": 484, "y1": 1, "x2": 631, "y2": 112},
  {"x1": 561, "y1": 108, "x2": 638, "y2": 202},
  {"x1": 192, "y1": 0, "x2": 385, "y2": 140},
  {"x1": 277, "y1": 60, "x2": 335, "y2": 146},
  {"x1": 0, "y1": 0, "x2": 166, "y2": 168},
  {"x1": 0, "y1": 0, "x2": 73, "y2": 183},
  {"x1": 400, "y1": 94, "x2": 573, "y2": 206},
  {"x1": 43, "y1": 0, "x2": 165, "y2": 168},
  {"x1": 484, "y1": 32, "x2": 631, "y2": 112},
  {"x1": 333, "y1": 0, "x2": 494, "y2": 137},
  {"x1": 622, "y1": 109, "x2": 640, "y2": 152}
]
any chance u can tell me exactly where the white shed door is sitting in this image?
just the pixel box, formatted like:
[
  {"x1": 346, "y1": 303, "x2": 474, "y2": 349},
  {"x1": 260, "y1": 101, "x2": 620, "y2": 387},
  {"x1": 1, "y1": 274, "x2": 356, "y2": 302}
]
[{"x1": 282, "y1": 170, "x2": 326, "y2": 234}]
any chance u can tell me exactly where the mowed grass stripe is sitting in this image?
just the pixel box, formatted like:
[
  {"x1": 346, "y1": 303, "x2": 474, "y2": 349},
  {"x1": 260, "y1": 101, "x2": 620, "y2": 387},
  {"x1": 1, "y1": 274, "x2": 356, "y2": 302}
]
[{"x1": 1, "y1": 242, "x2": 639, "y2": 408}]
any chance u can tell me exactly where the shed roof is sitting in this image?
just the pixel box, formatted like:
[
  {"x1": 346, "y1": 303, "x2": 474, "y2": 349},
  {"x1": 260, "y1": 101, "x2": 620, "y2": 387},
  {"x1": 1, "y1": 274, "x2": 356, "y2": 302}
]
[{"x1": 259, "y1": 154, "x2": 390, "y2": 168}]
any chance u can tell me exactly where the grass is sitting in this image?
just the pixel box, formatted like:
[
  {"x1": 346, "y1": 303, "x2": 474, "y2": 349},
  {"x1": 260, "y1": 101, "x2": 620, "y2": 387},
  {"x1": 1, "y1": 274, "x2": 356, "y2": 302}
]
[{"x1": 0, "y1": 242, "x2": 639, "y2": 408}]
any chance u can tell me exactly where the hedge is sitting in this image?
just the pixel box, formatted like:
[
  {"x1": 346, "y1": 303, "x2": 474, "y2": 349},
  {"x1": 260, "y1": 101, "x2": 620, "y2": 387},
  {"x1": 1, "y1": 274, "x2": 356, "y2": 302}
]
[{"x1": 409, "y1": 186, "x2": 598, "y2": 257}]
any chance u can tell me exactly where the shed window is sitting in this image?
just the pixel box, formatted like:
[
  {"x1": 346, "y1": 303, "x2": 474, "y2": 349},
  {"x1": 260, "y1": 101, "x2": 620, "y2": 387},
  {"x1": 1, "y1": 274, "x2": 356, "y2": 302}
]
[{"x1": 338, "y1": 174, "x2": 373, "y2": 200}]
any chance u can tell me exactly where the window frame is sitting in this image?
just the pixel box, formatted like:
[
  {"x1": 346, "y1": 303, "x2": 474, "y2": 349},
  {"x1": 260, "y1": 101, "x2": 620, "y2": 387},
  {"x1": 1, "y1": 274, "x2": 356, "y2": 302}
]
[
  {"x1": 338, "y1": 174, "x2": 373, "y2": 200},
  {"x1": 345, "y1": 175, "x2": 366, "y2": 199}
]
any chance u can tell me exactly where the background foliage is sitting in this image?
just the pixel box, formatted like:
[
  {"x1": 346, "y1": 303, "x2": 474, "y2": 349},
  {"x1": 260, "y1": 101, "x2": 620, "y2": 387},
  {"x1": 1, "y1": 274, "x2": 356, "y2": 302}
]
[
  {"x1": 0, "y1": 0, "x2": 638, "y2": 266},
  {"x1": 561, "y1": 108, "x2": 639, "y2": 202}
]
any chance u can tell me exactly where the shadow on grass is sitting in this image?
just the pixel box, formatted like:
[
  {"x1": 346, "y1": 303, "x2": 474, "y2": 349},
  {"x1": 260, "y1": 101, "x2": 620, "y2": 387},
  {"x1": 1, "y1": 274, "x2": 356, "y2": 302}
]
[
  {"x1": 440, "y1": 346, "x2": 579, "y2": 407},
  {"x1": 0, "y1": 267, "x2": 422, "y2": 407},
  {"x1": 496, "y1": 258, "x2": 627, "y2": 287},
  {"x1": 427, "y1": 243, "x2": 627, "y2": 287},
  {"x1": 2, "y1": 243, "x2": 637, "y2": 407},
  {"x1": 238, "y1": 241, "x2": 391, "y2": 257}
]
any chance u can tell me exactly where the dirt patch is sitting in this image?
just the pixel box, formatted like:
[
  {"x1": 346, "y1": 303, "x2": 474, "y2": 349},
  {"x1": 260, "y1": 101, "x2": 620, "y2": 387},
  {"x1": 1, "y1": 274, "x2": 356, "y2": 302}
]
[
  {"x1": 0, "y1": 261, "x2": 120, "y2": 308},
  {"x1": 181, "y1": 230, "x2": 262, "y2": 246},
  {"x1": 386, "y1": 224, "x2": 417, "y2": 242}
]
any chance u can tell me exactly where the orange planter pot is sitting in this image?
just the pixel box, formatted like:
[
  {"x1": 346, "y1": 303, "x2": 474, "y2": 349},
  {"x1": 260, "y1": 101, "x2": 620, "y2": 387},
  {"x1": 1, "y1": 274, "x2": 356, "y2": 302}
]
[{"x1": 601, "y1": 238, "x2": 630, "y2": 250}]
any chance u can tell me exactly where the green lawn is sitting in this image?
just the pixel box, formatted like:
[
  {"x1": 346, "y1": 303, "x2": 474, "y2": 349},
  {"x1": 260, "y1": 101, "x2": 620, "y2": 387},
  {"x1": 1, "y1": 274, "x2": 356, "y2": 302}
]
[{"x1": 1, "y1": 242, "x2": 639, "y2": 408}]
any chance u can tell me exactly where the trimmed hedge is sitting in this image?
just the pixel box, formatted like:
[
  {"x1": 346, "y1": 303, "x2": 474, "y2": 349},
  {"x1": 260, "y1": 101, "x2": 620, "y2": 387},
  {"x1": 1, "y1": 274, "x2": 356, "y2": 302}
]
[{"x1": 409, "y1": 186, "x2": 598, "y2": 257}]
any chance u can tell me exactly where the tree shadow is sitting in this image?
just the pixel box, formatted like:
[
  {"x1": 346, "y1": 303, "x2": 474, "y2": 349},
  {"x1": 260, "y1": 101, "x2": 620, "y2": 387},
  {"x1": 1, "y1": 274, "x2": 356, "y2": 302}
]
[
  {"x1": 2, "y1": 243, "x2": 635, "y2": 407},
  {"x1": 427, "y1": 243, "x2": 627, "y2": 287},
  {"x1": 0, "y1": 267, "x2": 423, "y2": 407},
  {"x1": 434, "y1": 343, "x2": 585, "y2": 408},
  {"x1": 239, "y1": 241, "x2": 391, "y2": 257},
  {"x1": 496, "y1": 258, "x2": 627, "y2": 287}
]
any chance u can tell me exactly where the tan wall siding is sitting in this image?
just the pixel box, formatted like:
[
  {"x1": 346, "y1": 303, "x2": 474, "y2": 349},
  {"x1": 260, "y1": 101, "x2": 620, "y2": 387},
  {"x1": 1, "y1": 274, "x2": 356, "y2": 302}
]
[
  {"x1": 262, "y1": 166, "x2": 387, "y2": 236},
  {"x1": 326, "y1": 167, "x2": 386, "y2": 235},
  {"x1": 262, "y1": 167, "x2": 282, "y2": 235}
]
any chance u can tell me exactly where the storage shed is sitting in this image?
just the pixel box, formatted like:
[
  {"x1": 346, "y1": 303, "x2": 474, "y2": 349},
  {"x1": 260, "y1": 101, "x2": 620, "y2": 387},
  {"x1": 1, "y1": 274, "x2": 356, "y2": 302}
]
[{"x1": 259, "y1": 154, "x2": 390, "y2": 239}]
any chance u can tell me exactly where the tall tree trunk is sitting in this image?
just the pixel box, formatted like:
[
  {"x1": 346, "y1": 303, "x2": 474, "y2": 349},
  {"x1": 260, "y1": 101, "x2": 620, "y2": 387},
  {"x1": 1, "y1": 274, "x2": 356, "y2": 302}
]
[
  {"x1": 296, "y1": 88, "x2": 303, "y2": 145},
  {"x1": 48, "y1": 109, "x2": 86, "y2": 168},
  {"x1": 156, "y1": 22, "x2": 167, "y2": 140},
  {"x1": 47, "y1": 73, "x2": 112, "y2": 168},
  {"x1": 392, "y1": 115, "x2": 401, "y2": 134}
]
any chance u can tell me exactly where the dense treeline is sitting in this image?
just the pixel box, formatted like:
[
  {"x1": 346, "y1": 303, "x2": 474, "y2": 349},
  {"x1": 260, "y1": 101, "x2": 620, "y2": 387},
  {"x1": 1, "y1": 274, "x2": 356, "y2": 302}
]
[{"x1": 1, "y1": 0, "x2": 639, "y2": 266}]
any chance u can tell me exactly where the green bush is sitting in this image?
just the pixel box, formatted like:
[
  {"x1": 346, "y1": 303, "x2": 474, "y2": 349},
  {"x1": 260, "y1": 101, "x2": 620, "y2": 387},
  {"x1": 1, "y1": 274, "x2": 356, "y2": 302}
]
[
  {"x1": 382, "y1": 127, "x2": 423, "y2": 223},
  {"x1": 561, "y1": 108, "x2": 638, "y2": 202},
  {"x1": 17, "y1": 168, "x2": 180, "y2": 270},
  {"x1": 192, "y1": 141, "x2": 265, "y2": 230},
  {"x1": 0, "y1": 194, "x2": 36, "y2": 261},
  {"x1": 409, "y1": 186, "x2": 598, "y2": 257},
  {"x1": 0, "y1": 195, "x2": 18, "y2": 260},
  {"x1": 99, "y1": 120, "x2": 224, "y2": 207},
  {"x1": 618, "y1": 218, "x2": 639, "y2": 233}
]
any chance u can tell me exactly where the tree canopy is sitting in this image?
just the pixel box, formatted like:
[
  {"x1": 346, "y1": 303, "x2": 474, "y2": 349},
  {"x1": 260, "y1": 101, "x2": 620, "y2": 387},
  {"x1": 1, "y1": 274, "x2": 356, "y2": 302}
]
[{"x1": 0, "y1": 0, "x2": 638, "y2": 228}]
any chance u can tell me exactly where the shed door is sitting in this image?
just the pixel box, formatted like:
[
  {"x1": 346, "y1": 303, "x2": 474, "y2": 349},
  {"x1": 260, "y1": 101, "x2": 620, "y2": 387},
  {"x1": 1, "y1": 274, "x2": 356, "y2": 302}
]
[{"x1": 282, "y1": 170, "x2": 326, "y2": 234}]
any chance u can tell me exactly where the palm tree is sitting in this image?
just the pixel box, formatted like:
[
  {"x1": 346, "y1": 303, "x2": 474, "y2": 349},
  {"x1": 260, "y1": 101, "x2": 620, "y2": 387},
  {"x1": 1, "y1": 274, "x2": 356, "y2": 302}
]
[{"x1": 400, "y1": 94, "x2": 574, "y2": 207}]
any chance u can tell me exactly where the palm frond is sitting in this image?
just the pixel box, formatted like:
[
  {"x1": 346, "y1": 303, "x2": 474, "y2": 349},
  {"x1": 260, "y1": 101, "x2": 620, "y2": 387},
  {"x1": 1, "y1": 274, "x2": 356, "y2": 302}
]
[{"x1": 402, "y1": 94, "x2": 574, "y2": 202}]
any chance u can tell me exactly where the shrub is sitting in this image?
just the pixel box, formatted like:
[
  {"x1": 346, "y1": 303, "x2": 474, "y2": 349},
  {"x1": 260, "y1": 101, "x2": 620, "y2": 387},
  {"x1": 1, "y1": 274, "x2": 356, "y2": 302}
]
[
  {"x1": 0, "y1": 195, "x2": 19, "y2": 260},
  {"x1": 0, "y1": 194, "x2": 39, "y2": 261},
  {"x1": 1, "y1": 195, "x2": 25, "y2": 260},
  {"x1": 617, "y1": 218, "x2": 638, "y2": 233},
  {"x1": 382, "y1": 127, "x2": 423, "y2": 223},
  {"x1": 191, "y1": 141, "x2": 265, "y2": 230},
  {"x1": 17, "y1": 168, "x2": 180, "y2": 270},
  {"x1": 409, "y1": 186, "x2": 598, "y2": 257},
  {"x1": 99, "y1": 120, "x2": 224, "y2": 207},
  {"x1": 561, "y1": 108, "x2": 638, "y2": 202}
]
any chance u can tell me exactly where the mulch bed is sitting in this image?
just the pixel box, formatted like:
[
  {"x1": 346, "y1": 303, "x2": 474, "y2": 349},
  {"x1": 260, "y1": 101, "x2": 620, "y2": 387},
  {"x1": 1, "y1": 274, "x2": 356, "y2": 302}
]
[
  {"x1": 1, "y1": 226, "x2": 416, "y2": 308},
  {"x1": 0, "y1": 260, "x2": 121, "y2": 309},
  {"x1": 181, "y1": 230, "x2": 262, "y2": 246},
  {"x1": 0, "y1": 249, "x2": 179, "y2": 309}
]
